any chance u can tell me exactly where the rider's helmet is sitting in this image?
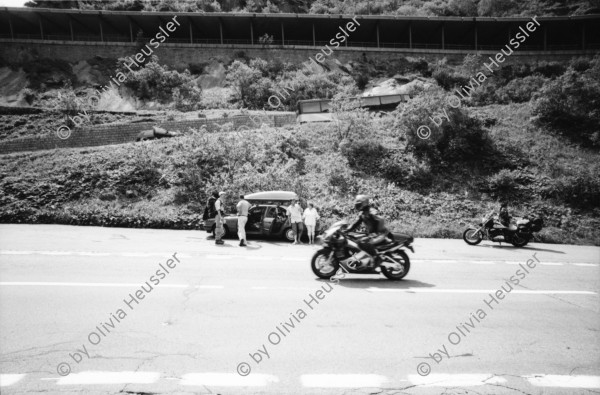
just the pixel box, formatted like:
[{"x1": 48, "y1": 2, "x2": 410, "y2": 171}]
[{"x1": 354, "y1": 194, "x2": 370, "y2": 211}]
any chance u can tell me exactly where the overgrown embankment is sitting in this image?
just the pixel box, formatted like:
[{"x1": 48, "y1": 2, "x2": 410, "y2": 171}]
[{"x1": 0, "y1": 104, "x2": 598, "y2": 245}]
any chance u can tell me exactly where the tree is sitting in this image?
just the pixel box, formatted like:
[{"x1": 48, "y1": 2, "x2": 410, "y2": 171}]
[
  {"x1": 477, "y1": 0, "x2": 520, "y2": 16},
  {"x1": 225, "y1": 60, "x2": 262, "y2": 108}
]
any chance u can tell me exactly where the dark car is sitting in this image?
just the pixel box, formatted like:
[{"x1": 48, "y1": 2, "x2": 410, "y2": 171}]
[
  {"x1": 203, "y1": 191, "x2": 320, "y2": 242},
  {"x1": 136, "y1": 125, "x2": 179, "y2": 141}
]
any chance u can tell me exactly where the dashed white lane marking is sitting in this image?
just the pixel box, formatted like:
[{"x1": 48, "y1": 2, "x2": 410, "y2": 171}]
[
  {"x1": 5, "y1": 373, "x2": 600, "y2": 389},
  {"x1": 0, "y1": 374, "x2": 25, "y2": 387},
  {"x1": 180, "y1": 373, "x2": 278, "y2": 387},
  {"x1": 525, "y1": 375, "x2": 600, "y2": 388},
  {"x1": 301, "y1": 374, "x2": 387, "y2": 388},
  {"x1": 367, "y1": 288, "x2": 597, "y2": 295},
  {"x1": 409, "y1": 374, "x2": 506, "y2": 387},
  {"x1": 251, "y1": 286, "x2": 313, "y2": 290},
  {"x1": 57, "y1": 371, "x2": 160, "y2": 385}
]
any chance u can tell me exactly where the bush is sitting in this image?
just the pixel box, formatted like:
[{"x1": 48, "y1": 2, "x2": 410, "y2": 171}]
[
  {"x1": 532, "y1": 61, "x2": 566, "y2": 78},
  {"x1": 400, "y1": 88, "x2": 497, "y2": 166},
  {"x1": 432, "y1": 68, "x2": 469, "y2": 91},
  {"x1": 532, "y1": 56, "x2": 600, "y2": 147},
  {"x1": 380, "y1": 151, "x2": 432, "y2": 189},
  {"x1": 544, "y1": 171, "x2": 600, "y2": 209},
  {"x1": 487, "y1": 169, "x2": 532, "y2": 200},
  {"x1": 273, "y1": 71, "x2": 356, "y2": 111},
  {"x1": 340, "y1": 139, "x2": 388, "y2": 173},
  {"x1": 118, "y1": 56, "x2": 202, "y2": 108},
  {"x1": 496, "y1": 75, "x2": 548, "y2": 103}
]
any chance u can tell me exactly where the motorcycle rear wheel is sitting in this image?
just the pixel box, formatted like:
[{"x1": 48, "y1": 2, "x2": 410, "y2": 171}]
[
  {"x1": 311, "y1": 249, "x2": 340, "y2": 279},
  {"x1": 511, "y1": 234, "x2": 529, "y2": 247},
  {"x1": 463, "y1": 229, "x2": 483, "y2": 245},
  {"x1": 381, "y1": 250, "x2": 410, "y2": 280}
]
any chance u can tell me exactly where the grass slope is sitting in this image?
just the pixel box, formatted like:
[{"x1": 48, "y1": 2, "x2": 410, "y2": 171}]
[{"x1": 0, "y1": 105, "x2": 598, "y2": 245}]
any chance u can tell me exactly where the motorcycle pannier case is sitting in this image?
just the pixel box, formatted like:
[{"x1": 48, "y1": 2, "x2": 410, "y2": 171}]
[{"x1": 531, "y1": 217, "x2": 543, "y2": 232}]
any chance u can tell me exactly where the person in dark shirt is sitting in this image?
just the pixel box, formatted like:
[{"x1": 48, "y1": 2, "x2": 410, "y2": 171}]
[
  {"x1": 348, "y1": 194, "x2": 389, "y2": 267},
  {"x1": 499, "y1": 202, "x2": 511, "y2": 227}
]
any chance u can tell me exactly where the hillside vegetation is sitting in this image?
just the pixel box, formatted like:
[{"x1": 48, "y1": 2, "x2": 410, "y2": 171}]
[
  {"x1": 1, "y1": 101, "x2": 598, "y2": 244},
  {"x1": 1, "y1": 36, "x2": 599, "y2": 245},
  {"x1": 23, "y1": 0, "x2": 600, "y2": 16}
]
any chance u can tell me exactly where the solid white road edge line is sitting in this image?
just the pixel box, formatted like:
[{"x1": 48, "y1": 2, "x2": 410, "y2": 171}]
[
  {"x1": 1, "y1": 251, "x2": 597, "y2": 266},
  {"x1": 0, "y1": 283, "x2": 595, "y2": 294},
  {"x1": 367, "y1": 288, "x2": 597, "y2": 295},
  {"x1": 0, "y1": 282, "x2": 223, "y2": 289}
]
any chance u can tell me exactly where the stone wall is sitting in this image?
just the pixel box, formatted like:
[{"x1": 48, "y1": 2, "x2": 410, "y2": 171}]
[
  {"x1": 0, "y1": 113, "x2": 296, "y2": 155},
  {"x1": 1, "y1": 40, "x2": 595, "y2": 70}
]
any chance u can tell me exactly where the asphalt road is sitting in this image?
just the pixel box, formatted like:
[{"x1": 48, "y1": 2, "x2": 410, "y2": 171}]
[{"x1": 0, "y1": 224, "x2": 599, "y2": 395}]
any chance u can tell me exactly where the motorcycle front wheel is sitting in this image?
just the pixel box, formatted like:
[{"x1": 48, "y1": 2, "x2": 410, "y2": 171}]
[
  {"x1": 311, "y1": 249, "x2": 340, "y2": 279},
  {"x1": 463, "y1": 228, "x2": 483, "y2": 245},
  {"x1": 381, "y1": 250, "x2": 410, "y2": 280}
]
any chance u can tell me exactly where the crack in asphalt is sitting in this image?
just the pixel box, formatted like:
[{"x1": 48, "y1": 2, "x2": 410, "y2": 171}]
[{"x1": 509, "y1": 280, "x2": 594, "y2": 311}]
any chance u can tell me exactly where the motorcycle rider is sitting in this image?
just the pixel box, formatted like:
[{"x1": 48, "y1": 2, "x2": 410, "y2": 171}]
[
  {"x1": 347, "y1": 194, "x2": 389, "y2": 268},
  {"x1": 499, "y1": 202, "x2": 511, "y2": 227}
]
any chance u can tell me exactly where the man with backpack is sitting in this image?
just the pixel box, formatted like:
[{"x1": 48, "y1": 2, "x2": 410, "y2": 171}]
[{"x1": 204, "y1": 191, "x2": 218, "y2": 239}]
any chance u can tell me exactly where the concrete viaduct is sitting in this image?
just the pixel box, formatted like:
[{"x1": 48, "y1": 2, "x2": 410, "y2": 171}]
[{"x1": 0, "y1": 7, "x2": 599, "y2": 66}]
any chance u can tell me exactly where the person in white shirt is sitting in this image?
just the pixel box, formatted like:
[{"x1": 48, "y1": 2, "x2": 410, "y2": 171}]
[
  {"x1": 236, "y1": 194, "x2": 251, "y2": 247},
  {"x1": 303, "y1": 202, "x2": 320, "y2": 244},
  {"x1": 286, "y1": 200, "x2": 304, "y2": 244},
  {"x1": 214, "y1": 191, "x2": 226, "y2": 245}
]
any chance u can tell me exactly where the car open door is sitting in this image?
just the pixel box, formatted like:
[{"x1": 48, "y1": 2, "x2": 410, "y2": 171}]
[
  {"x1": 246, "y1": 206, "x2": 267, "y2": 234},
  {"x1": 261, "y1": 207, "x2": 277, "y2": 235}
]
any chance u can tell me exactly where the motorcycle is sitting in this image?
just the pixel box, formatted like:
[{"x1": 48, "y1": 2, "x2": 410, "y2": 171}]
[
  {"x1": 311, "y1": 221, "x2": 414, "y2": 281},
  {"x1": 463, "y1": 211, "x2": 543, "y2": 247}
]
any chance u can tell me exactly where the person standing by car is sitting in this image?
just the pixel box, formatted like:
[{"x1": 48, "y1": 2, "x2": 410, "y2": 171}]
[
  {"x1": 286, "y1": 200, "x2": 304, "y2": 244},
  {"x1": 303, "y1": 202, "x2": 320, "y2": 244},
  {"x1": 214, "y1": 191, "x2": 226, "y2": 245},
  {"x1": 205, "y1": 191, "x2": 218, "y2": 239},
  {"x1": 236, "y1": 194, "x2": 251, "y2": 247}
]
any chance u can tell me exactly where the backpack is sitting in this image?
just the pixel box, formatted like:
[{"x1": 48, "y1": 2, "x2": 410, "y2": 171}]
[{"x1": 203, "y1": 197, "x2": 217, "y2": 220}]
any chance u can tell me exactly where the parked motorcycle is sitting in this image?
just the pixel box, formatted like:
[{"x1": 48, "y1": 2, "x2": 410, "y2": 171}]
[
  {"x1": 463, "y1": 210, "x2": 543, "y2": 247},
  {"x1": 311, "y1": 221, "x2": 414, "y2": 281}
]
